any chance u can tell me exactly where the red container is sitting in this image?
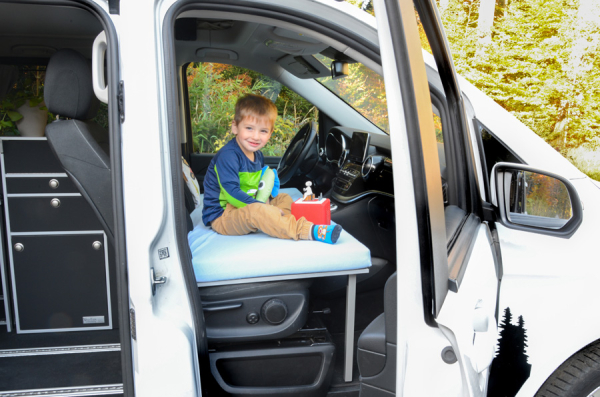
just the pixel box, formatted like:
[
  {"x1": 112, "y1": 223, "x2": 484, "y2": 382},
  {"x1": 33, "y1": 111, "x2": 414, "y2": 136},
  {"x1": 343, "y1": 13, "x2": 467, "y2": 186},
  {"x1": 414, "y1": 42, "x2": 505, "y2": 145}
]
[{"x1": 291, "y1": 198, "x2": 331, "y2": 225}]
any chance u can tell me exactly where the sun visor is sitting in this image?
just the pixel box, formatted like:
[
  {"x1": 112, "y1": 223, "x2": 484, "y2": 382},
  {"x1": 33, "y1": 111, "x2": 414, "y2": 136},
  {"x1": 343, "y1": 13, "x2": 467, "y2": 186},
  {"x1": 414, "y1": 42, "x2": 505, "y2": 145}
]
[
  {"x1": 276, "y1": 54, "x2": 329, "y2": 79},
  {"x1": 195, "y1": 48, "x2": 239, "y2": 61},
  {"x1": 264, "y1": 27, "x2": 328, "y2": 56}
]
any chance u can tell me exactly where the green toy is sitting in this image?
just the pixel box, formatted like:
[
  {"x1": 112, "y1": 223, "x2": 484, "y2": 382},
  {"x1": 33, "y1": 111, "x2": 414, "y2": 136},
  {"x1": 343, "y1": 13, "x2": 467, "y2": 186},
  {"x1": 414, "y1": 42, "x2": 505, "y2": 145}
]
[{"x1": 256, "y1": 167, "x2": 275, "y2": 203}]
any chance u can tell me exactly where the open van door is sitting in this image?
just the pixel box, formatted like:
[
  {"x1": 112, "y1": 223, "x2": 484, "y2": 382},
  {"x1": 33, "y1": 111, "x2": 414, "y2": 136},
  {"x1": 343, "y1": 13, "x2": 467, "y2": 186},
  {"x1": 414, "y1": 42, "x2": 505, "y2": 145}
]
[{"x1": 373, "y1": 0, "x2": 501, "y2": 394}]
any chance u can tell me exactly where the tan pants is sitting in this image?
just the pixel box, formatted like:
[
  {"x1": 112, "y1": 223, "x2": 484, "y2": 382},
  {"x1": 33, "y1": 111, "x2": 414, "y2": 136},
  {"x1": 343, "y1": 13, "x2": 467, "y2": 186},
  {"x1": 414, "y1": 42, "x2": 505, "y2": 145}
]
[{"x1": 211, "y1": 193, "x2": 313, "y2": 240}]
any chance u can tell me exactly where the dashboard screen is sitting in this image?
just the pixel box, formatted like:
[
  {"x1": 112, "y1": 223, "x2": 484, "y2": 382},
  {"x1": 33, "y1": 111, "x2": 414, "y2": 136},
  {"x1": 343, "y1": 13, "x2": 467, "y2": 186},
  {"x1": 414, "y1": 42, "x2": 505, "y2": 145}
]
[{"x1": 348, "y1": 131, "x2": 370, "y2": 163}]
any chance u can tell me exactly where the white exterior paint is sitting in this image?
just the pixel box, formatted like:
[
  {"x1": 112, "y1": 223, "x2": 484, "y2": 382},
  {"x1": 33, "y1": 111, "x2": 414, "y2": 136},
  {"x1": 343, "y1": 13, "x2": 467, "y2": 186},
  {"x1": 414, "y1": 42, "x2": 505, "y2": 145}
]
[
  {"x1": 437, "y1": 225, "x2": 500, "y2": 397},
  {"x1": 118, "y1": 0, "x2": 201, "y2": 394},
  {"x1": 78, "y1": 0, "x2": 600, "y2": 395}
]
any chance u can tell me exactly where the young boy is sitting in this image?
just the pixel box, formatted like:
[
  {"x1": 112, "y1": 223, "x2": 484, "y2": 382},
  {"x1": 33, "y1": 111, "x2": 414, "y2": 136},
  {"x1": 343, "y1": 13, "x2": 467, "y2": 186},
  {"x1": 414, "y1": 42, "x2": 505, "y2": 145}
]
[{"x1": 202, "y1": 94, "x2": 342, "y2": 244}]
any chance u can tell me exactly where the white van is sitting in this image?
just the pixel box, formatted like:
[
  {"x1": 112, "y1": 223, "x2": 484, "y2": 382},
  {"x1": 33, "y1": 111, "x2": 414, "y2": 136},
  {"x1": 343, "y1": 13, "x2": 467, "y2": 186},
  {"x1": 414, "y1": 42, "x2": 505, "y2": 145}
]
[{"x1": 0, "y1": 1, "x2": 598, "y2": 396}]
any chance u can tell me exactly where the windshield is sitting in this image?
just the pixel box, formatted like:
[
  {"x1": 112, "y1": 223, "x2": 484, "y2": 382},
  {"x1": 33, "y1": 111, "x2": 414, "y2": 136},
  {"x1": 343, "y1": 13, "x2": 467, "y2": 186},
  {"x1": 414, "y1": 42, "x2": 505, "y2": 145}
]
[{"x1": 314, "y1": 54, "x2": 390, "y2": 134}]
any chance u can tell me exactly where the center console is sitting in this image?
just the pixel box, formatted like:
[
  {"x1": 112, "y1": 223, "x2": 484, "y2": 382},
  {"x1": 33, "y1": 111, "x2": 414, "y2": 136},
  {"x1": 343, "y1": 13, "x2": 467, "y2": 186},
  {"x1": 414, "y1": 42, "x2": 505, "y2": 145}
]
[
  {"x1": 331, "y1": 130, "x2": 393, "y2": 203},
  {"x1": 321, "y1": 129, "x2": 396, "y2": 298}
]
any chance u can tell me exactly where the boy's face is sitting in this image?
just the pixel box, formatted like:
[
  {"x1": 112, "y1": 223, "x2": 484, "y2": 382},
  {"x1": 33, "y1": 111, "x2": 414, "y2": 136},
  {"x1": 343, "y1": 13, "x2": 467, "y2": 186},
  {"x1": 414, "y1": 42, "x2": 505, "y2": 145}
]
[{"x1": 232, "y1": 115, "x2": 273, "y2": 160}]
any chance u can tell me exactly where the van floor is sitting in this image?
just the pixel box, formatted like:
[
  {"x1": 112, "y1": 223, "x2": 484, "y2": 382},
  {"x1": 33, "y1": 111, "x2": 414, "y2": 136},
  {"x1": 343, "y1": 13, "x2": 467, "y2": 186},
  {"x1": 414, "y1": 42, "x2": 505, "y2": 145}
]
[{"x1": 0, "y1": 329, "x2": 122, "y2": 395}]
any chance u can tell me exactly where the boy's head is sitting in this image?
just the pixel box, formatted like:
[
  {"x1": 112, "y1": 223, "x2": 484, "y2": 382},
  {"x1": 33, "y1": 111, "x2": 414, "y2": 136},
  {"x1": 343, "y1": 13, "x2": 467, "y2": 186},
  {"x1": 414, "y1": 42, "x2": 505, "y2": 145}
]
[{"x1": 232, "y1": 94, "x2": 278, "y2": 159}]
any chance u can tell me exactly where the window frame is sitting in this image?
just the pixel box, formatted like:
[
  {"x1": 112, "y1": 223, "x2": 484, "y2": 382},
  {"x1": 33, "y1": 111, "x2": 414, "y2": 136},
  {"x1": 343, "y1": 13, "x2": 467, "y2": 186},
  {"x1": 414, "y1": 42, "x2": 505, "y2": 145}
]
[
  {"x1": 411, "y1": 0, "x2": 501, "y2": 311},
  {"x1": 473, "y1": 117, "x2": 526, "y2": 203}
]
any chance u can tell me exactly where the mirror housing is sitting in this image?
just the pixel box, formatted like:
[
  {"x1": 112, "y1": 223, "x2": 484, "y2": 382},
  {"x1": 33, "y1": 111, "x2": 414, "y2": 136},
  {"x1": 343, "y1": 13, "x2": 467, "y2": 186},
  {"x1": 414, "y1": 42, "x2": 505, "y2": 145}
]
[
  {"x1": 330, "y1": 60, "x2": 349, "y2": 80},
  {"x1": 491, "y1": 162, "x2": 583, "y2": 238}
]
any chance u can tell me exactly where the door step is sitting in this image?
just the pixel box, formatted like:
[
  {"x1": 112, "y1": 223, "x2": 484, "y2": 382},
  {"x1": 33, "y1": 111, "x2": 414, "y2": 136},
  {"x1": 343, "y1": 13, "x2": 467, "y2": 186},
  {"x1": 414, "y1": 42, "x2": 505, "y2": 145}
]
[
  {"x1": 0, "y1": 343, "x2": 120, "y2": 358},
  {"x1": 0, "y1": 384, "x2": 123, "y2": 397}
]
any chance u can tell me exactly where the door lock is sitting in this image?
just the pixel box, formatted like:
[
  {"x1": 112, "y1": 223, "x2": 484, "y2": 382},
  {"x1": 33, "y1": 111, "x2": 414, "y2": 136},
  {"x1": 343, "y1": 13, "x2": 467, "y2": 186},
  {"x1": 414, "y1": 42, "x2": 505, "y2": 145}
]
[{"x1": 150, "y1": 268, "x2": 167, "y2": 296}]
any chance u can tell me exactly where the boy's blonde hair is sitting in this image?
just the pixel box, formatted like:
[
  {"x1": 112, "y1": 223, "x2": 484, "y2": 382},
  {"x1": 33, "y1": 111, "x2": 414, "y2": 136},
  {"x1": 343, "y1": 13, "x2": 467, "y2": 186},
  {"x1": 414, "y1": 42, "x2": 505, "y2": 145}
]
[{"x1": 234, "y1": 94, "x2": 278, "y2": 131}]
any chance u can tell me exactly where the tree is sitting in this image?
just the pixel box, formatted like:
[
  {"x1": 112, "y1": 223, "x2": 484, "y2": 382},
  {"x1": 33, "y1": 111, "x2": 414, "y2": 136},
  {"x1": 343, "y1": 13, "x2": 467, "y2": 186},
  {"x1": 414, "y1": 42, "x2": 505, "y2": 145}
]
[
  {"x1": 476, "y1": 0, "x2": 496, "y2": 53},
  {"x1": 488, "y1": 308, "x2": 531, "y2": 397},
  {"x1": 438, "y1": 0, "x2": 600, "y2": 180}
]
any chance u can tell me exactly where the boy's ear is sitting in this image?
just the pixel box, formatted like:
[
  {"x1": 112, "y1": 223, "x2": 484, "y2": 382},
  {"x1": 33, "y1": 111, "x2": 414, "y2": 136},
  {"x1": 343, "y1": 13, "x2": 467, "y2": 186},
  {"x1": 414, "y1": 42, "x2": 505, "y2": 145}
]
[{"x1": 231, "y1": 120, "x2": 238, "y2": 135}]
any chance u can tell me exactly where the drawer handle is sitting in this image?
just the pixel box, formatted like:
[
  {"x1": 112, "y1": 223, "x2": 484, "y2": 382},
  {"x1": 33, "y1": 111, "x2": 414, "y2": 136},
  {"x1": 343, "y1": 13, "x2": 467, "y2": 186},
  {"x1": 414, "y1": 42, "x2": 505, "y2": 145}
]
[
  {"x1": 14, "y1": 243, "x2": 24, "y2": 252},
  {"x1": 49, "y1": 179, "x2": 60, "y2": 189},
  {"x1": 92, "y1": 241, "x2": 103, "y2": 250},
  {"x1": 50, "y1": 198, "x2": 61, "y2": 208}
]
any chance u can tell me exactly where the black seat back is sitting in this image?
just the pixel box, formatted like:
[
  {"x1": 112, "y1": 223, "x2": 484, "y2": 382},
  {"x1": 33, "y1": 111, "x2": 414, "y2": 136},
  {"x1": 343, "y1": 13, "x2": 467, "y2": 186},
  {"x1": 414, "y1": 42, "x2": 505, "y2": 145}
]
[{"x1": 44, "y1": 49, "x2": 113, "y2": 242}]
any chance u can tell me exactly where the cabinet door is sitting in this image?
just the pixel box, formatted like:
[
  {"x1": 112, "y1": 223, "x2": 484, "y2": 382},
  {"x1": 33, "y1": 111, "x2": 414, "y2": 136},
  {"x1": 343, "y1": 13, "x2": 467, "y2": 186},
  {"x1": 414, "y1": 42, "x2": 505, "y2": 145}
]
[
  {"x1": 6, "y1": 176, "x2": 78, "y2": 194},
  {"x1": 8, "y1": 196, "x2": 103, "y2": 232},
  {"x1": 11, "y1": 233, "x2": 110, "y2": 332},
  {"x1": 2, "y1": 140, "x2": 65, "y2": 174}
]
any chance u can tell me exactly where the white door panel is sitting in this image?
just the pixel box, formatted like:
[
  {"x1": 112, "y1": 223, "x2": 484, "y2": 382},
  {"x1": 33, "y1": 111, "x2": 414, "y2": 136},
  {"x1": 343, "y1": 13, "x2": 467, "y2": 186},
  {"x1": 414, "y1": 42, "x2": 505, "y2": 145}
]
[
  {"x1": 375, "y1": 0, "x2": 502, "y2": 393},
  {"x1": 375, "y1": 0, "x2": 501, "y2": 394},
  {"x1": 437, "y1": 224, "x2": 500, "y2": 396}
]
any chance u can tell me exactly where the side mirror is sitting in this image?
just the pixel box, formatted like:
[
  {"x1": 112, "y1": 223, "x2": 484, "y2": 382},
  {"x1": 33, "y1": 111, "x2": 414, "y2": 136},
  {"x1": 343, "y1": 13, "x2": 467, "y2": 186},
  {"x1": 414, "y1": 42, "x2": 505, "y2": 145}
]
[
  {"x1": 330, "y1": 61, "x2": 349, "y2": 80},
  {"x1": 491, "y1": 162, "x2": 582, "y2": 238}
]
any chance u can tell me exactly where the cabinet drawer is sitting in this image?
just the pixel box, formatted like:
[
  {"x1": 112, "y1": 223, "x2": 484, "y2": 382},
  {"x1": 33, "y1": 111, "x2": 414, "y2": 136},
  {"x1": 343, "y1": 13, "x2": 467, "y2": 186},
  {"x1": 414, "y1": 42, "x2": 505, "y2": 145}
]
[
  {"x1": 8, "y1": 196, "x2": 102, "y2": 232},
  {"x1": 11, "y1": 233, "x2": 109, "y2": 331},
  {"x1": 6, "y1": 176, "x2": 78, "y2": 194},
  {"x1": 2, "y1": 140, "x2": 64, "y2": 174}
]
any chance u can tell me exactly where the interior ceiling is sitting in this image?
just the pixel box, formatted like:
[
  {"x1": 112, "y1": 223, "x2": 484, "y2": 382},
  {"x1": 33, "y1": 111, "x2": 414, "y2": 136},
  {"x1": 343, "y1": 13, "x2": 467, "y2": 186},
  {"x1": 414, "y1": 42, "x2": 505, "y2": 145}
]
[
  {"x1": 0, "y1": 3, "x2": 102, "y2": 61},
  {"x1": 175, "y1": 18, "x2": 337, "y2": 79},
  {"x1": 0, "y1": 3, "x2": 345, "y2": 79}
]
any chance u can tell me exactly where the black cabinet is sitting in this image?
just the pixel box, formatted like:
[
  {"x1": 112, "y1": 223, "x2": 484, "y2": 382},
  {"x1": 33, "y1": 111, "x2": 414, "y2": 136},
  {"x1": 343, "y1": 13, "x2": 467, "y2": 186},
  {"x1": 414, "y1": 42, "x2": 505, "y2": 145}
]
[
  {"x1": 1, "y1": 137, "x2": 112, "y2": 333},
  {"x1": 11, "y1": 234, "x2": 109, "y2": 330},
  {"x1": 8, "y1": 196, "x2": 102, "y2": 232}
]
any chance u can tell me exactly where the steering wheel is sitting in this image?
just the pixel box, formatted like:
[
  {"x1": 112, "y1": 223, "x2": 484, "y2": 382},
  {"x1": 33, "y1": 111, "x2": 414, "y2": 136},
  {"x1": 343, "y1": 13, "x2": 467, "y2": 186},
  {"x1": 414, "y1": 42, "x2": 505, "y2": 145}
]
[{"x1": 277, "y1": 121, "x2": 318, "y2": 185}]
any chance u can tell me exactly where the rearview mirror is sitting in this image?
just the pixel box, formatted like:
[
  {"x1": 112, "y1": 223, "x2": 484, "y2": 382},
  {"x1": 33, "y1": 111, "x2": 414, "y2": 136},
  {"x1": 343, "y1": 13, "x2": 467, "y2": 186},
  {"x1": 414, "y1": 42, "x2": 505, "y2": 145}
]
[
  {"x1": 491, "y1": 163, "x2": 582, "y2": 238},
  {"x1": 330, "y1": 61, "x2": 349, "y2": 80}
]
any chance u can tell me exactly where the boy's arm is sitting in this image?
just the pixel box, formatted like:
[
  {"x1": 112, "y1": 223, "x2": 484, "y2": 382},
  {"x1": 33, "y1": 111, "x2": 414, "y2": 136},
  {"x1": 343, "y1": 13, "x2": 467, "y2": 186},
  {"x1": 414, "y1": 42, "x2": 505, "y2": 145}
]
[{"x1": 214, "y1": 155, "x2": 260, "y2": 208}]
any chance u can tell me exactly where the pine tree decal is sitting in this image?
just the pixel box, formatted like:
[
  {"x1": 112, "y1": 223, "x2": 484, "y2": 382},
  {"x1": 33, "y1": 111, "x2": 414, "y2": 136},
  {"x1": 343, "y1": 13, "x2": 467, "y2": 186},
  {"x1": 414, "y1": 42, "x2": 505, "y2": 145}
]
[{"x1": 487, "y1": 308, "x2": 532, "y2": 397}]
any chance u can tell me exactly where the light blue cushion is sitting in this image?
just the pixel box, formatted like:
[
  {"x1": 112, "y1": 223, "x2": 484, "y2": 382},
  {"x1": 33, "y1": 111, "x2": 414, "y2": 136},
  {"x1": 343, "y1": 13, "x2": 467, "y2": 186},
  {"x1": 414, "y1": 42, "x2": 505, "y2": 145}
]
[{"x1": 188, "y1": 188, "x2": 371, "y2": 283}]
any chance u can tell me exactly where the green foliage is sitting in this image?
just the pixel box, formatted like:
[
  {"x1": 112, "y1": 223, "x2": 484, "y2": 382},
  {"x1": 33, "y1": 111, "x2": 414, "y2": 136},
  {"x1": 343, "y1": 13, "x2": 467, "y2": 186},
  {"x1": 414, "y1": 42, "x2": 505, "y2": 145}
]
[
  {"x1": 92, "y1": 102, "x2": 109, "y2": 130},
  {"x1": 0, "y1": 67, "x2": 51, "y2": 136},
  {"x1": 187, "y1": 63, "x2": 317, "y2": 156},
  {"x1": 438, "y1": 0, "x2": 600, "y2": 179}
]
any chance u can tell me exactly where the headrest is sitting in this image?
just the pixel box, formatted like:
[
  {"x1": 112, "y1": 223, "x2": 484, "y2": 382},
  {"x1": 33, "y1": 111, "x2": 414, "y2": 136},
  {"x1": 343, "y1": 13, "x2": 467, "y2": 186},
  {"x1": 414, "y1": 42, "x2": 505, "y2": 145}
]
[{"x1": 44, "y1": 49, "x2": 99, "y2": 120}]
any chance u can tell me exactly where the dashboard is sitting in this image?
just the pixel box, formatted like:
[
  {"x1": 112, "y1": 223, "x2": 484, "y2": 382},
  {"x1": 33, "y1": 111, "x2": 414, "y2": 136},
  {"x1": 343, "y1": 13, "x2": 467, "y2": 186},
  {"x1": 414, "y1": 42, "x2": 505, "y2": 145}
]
[{"x1": 324, "y1": 127, "x2": 394, "y2": 203}]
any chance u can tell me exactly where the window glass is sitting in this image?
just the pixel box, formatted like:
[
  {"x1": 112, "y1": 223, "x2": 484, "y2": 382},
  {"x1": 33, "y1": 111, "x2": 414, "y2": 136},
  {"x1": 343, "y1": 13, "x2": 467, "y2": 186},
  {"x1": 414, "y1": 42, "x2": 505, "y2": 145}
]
[
  {"x1": 480, "y1": 126, "x2": 522, "y2": 178},
  {"x1": 186, "y1": 63, "x2": 317, "y2": 156},
  {"x1": 433, "y1": 109, "x2": 443, "y2": 143},
  {"x1": 0, "y1": 65, "x2": 51, "y2": 136},
  {"x1": 314, "y1": 54, "x2": 389, "y2": 133},
  {"x1": 0, "y1": 64, "x2": 108, "y2": 136},
  {"x1": 314, "y1": 53, "x2": 442, "y2": 143}
]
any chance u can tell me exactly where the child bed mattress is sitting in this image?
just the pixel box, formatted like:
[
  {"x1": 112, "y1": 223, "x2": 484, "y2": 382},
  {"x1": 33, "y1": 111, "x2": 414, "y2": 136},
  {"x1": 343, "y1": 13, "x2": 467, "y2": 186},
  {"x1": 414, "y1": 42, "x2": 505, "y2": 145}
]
[{"x1": 188, "y1": 188, "x2": 371, "y2": 284}]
